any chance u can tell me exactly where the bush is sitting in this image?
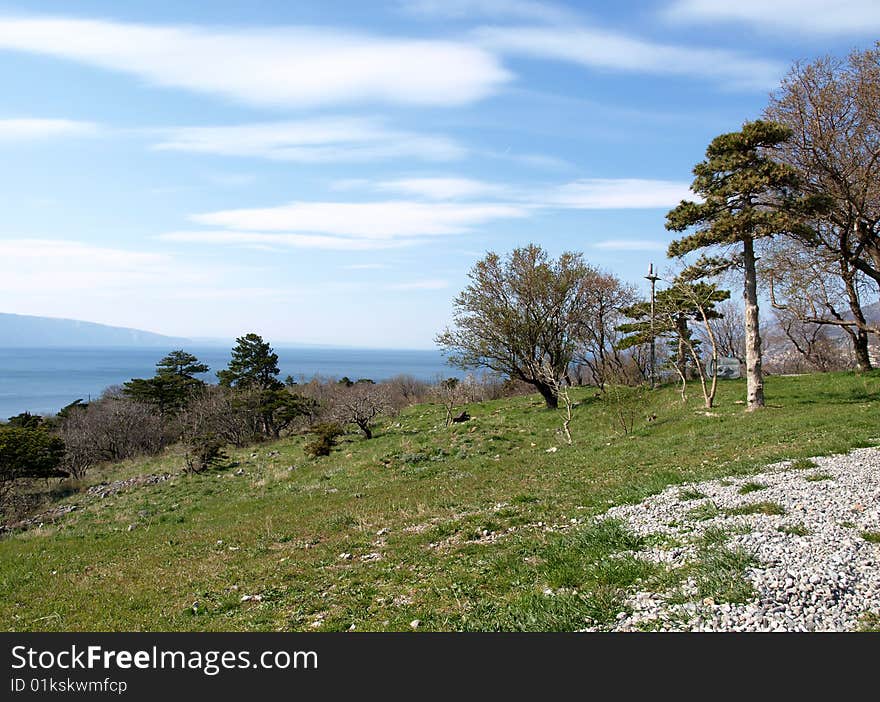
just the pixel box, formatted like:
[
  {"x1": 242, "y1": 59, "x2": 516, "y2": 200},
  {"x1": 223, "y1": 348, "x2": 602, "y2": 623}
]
[
  {"x1": 56, "y1": 394, "x2": 169, "y2": 478},
  {"x1": 183, "y1": 434, "x2": 227, "y2": 474},
  {"x1": 0, "y1": 426, "x2": 66, "y2": 509},
  {"x1": 305, "y1": 423, "x2": 344, "y2": 458},
  {"x1": 180, "y1": 386, "x2": 262, "y2": 449}
]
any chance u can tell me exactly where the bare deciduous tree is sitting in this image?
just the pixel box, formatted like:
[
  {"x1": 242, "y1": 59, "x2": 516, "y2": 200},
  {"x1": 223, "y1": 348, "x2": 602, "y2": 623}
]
[
  {"x1": 762, "y1": 237, "x2": 878, "y2": 369},
  {"x1": 330, "y1": 383, "x2": 392, "y2": 439},
  {"x1": 573, "y1": 273, "x2": 638, "y2": 390},
  {"x1": 432, "y1": 377, "x2": 466, "y2": 428},
  {"x1": 766, "y1": 47, "x2": 880, "y2": 370},
  {"x1": 57, "y1": 394, "x2": 168, "y2": 477}
]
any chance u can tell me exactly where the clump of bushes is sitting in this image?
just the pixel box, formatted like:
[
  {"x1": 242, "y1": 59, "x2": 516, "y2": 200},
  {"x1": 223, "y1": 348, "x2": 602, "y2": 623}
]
[
  {"x1": 305, "y1": 423, "x2": 344, "y2": 458},
  {"x1": 183, "y1": 433, "x2": 228, "y2": 474},
  {"x1": 0, "y1": 425, "x2": 67, "y2": 518}
]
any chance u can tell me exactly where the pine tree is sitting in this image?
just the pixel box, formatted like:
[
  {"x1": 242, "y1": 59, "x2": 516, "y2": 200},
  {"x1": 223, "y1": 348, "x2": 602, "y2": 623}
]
[
  {"x1": 666, "y1": 120, "x2": 818, "y2": 410},
  {"x1": 217, "y1": 334, "x2": 282, "y2": 391},
  {"x1": 0, "y1": 426, "x2": 67, "y2": 503},
  {"x1": 123, "y1": 349, "x2": 209, "y2": 415},
  {"x1": 217, "y1": 334, "x2": 311, "y2": 438},
  {"x1": 618, "y1": 281, "x2": 729, "y2": 407}
]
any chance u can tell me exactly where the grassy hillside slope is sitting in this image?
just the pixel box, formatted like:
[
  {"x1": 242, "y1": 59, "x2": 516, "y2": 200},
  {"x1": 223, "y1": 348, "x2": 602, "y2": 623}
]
[{"x1": 2, "y1": 373, "x2": 879, "y2": 631}]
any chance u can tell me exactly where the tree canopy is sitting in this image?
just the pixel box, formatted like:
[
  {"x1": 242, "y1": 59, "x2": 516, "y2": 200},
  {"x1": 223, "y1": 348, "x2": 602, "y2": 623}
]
[
  {"x1": 217, "y1": 334, "x2": 282, "y2": 391},
  {"x1": 435, "y1": 245, "x2": 601, "y2": 409},
  {"x1": 123, "y1": 349, "x2": 208, "y2": 415},
  {"x1": 0, "y1": 426, "x2": 67, "y2": 500}
]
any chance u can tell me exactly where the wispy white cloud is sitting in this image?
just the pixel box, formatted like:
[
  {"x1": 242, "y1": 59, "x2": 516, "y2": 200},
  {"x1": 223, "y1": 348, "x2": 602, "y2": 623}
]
[
  {"x1": 542, "y1": 178, "x2": 691, "y2": 209},
  {"x1": 342, "y1": 176, "x2": 691, "y2": 209},
  {"x1": 473, "y1": 25, "x2": 785, "y2": 90},
  {"x1": 592, "y1": 239, "x2": 668, "y2": 251},
  {"x1": 158, "y1": 230, "x2": 414, "y2": 251},
  {"x1": 664, "y1": 0, "x2": 880, "y2": 36},
  {"x1": 0, "y1": 15, "x2": 510, "y2": 108},
  {"x1": 188, "y1": 201, "x2": 531, "y2": 239},
  {"x1": 154, "y1": 118, "x2": 465, "y2": 163},
  {"x1": 0, "y1": 239, "x2": 182, "y2": 293},
  {"x1": 401, "y1": 0, "x2": 574, "y2": 24},
  {"x1": 0, "y1": 118, "x2": 99, "y2": 142},
  {"x1": 372, "y1": 177, "x2": 511, "y2": 199}
]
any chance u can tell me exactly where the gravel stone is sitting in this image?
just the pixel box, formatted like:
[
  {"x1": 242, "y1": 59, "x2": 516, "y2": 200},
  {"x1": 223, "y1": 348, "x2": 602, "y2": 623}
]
[{"x1": 593, "y1": 448, "x2": 880, "y2": 631}]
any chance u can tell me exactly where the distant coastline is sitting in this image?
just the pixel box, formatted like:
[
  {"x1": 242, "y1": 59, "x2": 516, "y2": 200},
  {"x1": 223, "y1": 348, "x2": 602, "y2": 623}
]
[
  {"x1": 0, "y1": 312, "x2": 188, "y2": 348},
  {"x1": 0, "y1": 345, "x2": 460, "y2": 418}
]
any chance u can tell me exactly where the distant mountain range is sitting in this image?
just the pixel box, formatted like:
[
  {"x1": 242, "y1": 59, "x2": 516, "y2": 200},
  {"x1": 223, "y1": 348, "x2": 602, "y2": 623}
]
[{"x1": 0, "y1": 313, "x2": 190, "y2": 348}]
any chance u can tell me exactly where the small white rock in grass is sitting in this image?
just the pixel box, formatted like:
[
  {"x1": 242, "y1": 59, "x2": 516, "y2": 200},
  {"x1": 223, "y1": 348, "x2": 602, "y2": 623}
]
[{"x1": 410, "y1": 619, "x2": 421, "y2": 629}]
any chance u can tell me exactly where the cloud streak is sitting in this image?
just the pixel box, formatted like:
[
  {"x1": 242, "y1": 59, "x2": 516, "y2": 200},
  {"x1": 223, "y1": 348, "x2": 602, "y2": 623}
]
[
  {"x1": 188, "y1": 201, "x2": 531, "y2": 239},
  {"x1": 665, "y1": 0, "x2": 880, "y2": 36},
  {"x1": 0, "y1": 118, "x2": 99, "y2": 142},
  {"x1": 159, "y1": 230, "x2": 414, "y2": 251},
  {"x1": 473, "y1": 25, "x2": 785, "y2": 90},
  {"x1": 0, "y1": 15, "x2": 510, "y2": 109},
  {"x1": 402, "y1": 0, "x2": 575, "y2": 24},
  {"x1": 160, "y1": 177, "x2": 690, "y2": 252},
  {"x1": 342, "y1": 176, "x2": 692, "y2": 208},
  {"x1": 154, "y1": 118, "x2": 466, "y2": 163},
  {"x1": 543, "y1": 178, "x2": 691, "y2": 209}
]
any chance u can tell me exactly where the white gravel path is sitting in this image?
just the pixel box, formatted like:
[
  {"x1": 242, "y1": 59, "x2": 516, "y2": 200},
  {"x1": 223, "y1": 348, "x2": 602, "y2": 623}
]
[{"x1": 598, "y1": 447, "x2": 880, "y2": 631}]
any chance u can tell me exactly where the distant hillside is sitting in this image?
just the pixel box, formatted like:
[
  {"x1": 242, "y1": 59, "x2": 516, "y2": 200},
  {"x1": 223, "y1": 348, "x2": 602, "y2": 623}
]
[{"x1": 0, "y1": 313, "x2": 189, "y2": 348}]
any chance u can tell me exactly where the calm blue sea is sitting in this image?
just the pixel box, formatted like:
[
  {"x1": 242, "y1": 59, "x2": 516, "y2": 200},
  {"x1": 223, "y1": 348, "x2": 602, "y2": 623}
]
[{"x1": 0, "y1": 346, "x2": 459, "y2": 418}]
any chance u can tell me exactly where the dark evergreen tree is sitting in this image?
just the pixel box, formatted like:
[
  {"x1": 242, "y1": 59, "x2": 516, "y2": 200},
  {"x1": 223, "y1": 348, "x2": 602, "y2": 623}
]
[
  {"x1": 217, "y1": 334, "x2": 282, "y2": 391},
  {"x1": 123, "y1": 349, "x2": 208, "y2": 415},
  {"x1": 218, "y1": 334, "x2": 311, "y2": 438},
  {"x1": 618, "y1": 282, "x2": 729, "y2": 377},
  {"x1": 666, "y1": 120, "x2": 820, "y2": 410},
  {"x1": 0, "y1": 426, "x2": 67, "y2": 503},
  {"x1": 6, "y1": 411, "x2": 43, "y2": 429}
]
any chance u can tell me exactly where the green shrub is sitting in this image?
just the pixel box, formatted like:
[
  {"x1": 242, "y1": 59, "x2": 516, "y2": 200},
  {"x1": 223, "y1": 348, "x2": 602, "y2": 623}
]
[
  {"x1": 305, "y1": 423, "x2": 344, "y2": 458},
  {"x1": 183, "y1": 434, "x2": 227, "y2": 473}
]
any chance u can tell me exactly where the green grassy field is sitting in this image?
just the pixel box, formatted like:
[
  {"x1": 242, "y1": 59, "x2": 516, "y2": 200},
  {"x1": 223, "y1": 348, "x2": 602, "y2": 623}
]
[{"x1": 2, "y1": 372, "x2": 878, "y2": 632}]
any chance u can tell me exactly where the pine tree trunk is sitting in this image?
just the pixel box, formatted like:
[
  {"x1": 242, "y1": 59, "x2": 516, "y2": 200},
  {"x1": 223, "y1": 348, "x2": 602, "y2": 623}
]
[{"x1": 743, "y1": 237, "x2": 765, "y2": 410}]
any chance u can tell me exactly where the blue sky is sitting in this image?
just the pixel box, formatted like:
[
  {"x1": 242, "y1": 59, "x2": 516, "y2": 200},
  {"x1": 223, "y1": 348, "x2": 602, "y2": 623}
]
[{"x1": 0, "y1": 0, "x2": 877, "y2": 348}]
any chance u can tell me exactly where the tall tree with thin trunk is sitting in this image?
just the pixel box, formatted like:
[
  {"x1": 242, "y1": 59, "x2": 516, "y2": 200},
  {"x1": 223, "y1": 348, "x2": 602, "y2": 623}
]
[{"x1": 666, "y1": 120, "x2": 818, "y2": 411}]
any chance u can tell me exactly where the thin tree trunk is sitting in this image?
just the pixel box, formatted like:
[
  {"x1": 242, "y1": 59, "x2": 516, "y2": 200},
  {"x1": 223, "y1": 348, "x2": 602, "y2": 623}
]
[
  {"x1": 676, "y1": 314, "x2": 689, "y2": 381},
  {"x1": 842, "y1": 265, "x2": 873, "y2": 372},
  {"x1": 697, "y1": 302, "x2": 719, "y2": 409},
  {"x1": 743, "y1": 237, "x2": 765, "y2": 410}
]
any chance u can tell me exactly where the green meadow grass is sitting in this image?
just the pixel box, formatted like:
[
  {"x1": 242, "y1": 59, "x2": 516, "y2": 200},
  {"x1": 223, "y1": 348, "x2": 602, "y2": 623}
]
[{"x1": 1, "y1": 371, "x2": 879, "y2": 632}]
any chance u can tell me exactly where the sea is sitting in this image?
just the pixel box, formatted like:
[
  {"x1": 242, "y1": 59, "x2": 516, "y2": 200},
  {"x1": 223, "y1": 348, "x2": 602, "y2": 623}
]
[{"x1": 0, "y1": 346, "x2": 460, "y2": 418}]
